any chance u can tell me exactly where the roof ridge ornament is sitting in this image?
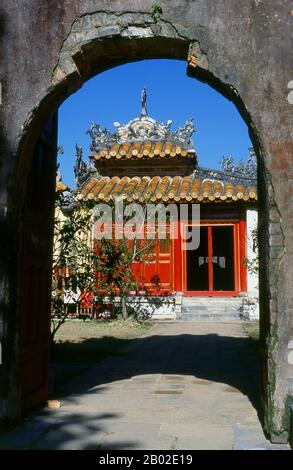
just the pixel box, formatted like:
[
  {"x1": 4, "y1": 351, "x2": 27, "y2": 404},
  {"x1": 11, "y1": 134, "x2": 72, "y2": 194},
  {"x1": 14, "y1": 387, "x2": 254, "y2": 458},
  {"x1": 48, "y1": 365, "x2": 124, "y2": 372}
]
[
  {"x1": 74, "y1": 144, "x2": 90, "y2": 187},
  {"x1": 141, "y1": 87, "x2": 148, "y2": 117},
  {"x1": 86, "y1": 92, "x2": 196, "y2": 152},
  {"x1": 220, "y1": 148, "x2": 257, "y2": 179}
]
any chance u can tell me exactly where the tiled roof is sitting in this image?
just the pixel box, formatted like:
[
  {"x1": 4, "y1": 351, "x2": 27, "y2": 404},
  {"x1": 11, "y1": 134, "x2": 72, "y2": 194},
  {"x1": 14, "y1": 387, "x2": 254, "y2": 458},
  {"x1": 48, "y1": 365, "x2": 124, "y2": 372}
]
[
  {"x1": 56, "y1": 181, "x2": 68, "y2": 192},
  {"x1": 80, "y1": 175, "x2": 257, "y2": 203},
  {"x1": 91, "y1": 141, "x2": 195, "y2": 161}
]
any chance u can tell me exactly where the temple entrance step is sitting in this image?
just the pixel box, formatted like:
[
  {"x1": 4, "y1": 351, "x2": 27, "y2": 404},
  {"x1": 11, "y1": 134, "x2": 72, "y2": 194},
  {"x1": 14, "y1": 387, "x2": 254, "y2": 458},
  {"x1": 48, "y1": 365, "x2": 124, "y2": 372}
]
[{"x1": 178, "y1": 297, "x2": 243, "y2": 320}]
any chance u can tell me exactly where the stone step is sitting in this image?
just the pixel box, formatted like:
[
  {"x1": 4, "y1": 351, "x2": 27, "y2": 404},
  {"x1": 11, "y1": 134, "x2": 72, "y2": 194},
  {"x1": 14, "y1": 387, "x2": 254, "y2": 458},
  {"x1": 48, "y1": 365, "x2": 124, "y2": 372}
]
[
  {"x1": 179, "y1": 297, "x2": 243, "y2": 320},
  {"x1": 178, "y1": 314, "x2": 241, "y2": 321},
  {"x1": 182, "y1": 305, "x2": 240, "y2": 313},
  {"x1": 182, "y1": 297, "x2": 242, "y2": 305}
]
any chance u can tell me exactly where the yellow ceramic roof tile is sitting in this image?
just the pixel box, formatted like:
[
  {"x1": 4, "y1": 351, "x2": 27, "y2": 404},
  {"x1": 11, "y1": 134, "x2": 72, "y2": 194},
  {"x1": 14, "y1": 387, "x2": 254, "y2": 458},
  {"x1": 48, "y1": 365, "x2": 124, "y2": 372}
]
[
  {"x1": 99, "y1": 176, "x2": 119, "y2": 199},
  {"x1": 235, "y1": 184, "x2": 244, "y2": 199},
  {"x1": 119, "y1": 144, "x2": 130, "y2": 156},
  {"x1": 153, "y1": 142, "x2": 162, "y2": 156},
  {"x1": 213, "y1": 181, "x2": 224, "y2": 198},
  {"x1": 132, "y1": 176, "x2": 150, "y2": 200},
  {"x1": 92, "y1": 140, "x2": 196, "y2": 161},
  {"x1": 123, "y1": 176, "x2": 141, "y2": 200},
  {"x1": 125, "y1": 144, "x2": 134, "y2": 159},
  {"x1": 202, "y1": 180, "x2": 213, "y2": 198},
  {"x1": 90, "y1": 177, "x2": 109, "y2": 198},
  {"x1": 190, "y1": 179, "x2": 201, "y2": 197},
  {"x1": 131, "y1": 143, "x2": 141, "y2": 156},
  {"x1": 164, "y1": 142, "x2": 173, "y2": 155},
  {"x1": 83, "y1": 177, "x2": 103, "y2": 196},
  {"x1": 179, "y1": 175, "x2": 192, "y2": 199},
  {"x1": 82, "y1": 176, "x2": 257, "y2": 204},
  {"x1": 80, "y1": 180, "x2": 92, "y2": 195},
  {"x1": 110, "y1": 144, "x2": 120, "y2": 156},
  {"x1": 56, "y1": 181, "x2": 68, "y2": 192},
  {"x1": 168, "y1": 176, "x2": 182, "y2": 199},
  {"x1": 225, "y1": 182, "x2": 234, "y2": 195},
  {"x1": 248, "y1": 186, "x2": 257, "y2": 199},
  {"x1": 141, "y1": 142, "x2": 151, "y2": 156},
  {"x1": 202, "y1": 180, "x2": 212, "y2": 190},
  {"x1": 155, "y1": 176, "x2": 171, "y2": 200},
  {"x1": 143, "y1": 176, "x2": 160, "y2": 199},
  {"x1": 111, "y1": 176, "x2": 130, "y2": 197},
  {"x1": 150, "y1": 177, "x2": 162, "y2": 202},
  {"x1": 147, "y1": 143, "x2": 155, "y2": 158}
]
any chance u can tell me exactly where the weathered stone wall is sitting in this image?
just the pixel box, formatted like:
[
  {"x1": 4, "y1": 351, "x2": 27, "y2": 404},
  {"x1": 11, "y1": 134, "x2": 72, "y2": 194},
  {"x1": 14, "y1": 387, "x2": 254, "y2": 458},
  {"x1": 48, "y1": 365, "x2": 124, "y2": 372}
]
[
  {"x1": 246, "y1": 209, "x2": 259, "y2": 320},
  {"x1": 0, "y1": 1, "x2": 292, "y2": 442}
]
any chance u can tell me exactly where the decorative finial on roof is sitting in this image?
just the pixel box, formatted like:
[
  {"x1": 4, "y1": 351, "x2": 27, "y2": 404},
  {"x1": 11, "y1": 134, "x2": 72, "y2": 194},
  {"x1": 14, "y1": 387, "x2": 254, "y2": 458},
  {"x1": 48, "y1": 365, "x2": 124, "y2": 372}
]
[
  {"x1": 56, "y1": 146, "x2": 64, "y2": 183},
  {"x1": 141, "y1": 88, "x2": 148, "y2": 117},
  {"x1": 74, "y1": 144, "x2": 90, "y2": 187},
  {"x1": 56, "y1": 162, "x2": 62, "y2": 183},
  {"x1": 220, "y1": 148, "x2": 257, "y2": 179},
  {"x1": 86, "y1": 90, "x2": 196, "y2": 152}
]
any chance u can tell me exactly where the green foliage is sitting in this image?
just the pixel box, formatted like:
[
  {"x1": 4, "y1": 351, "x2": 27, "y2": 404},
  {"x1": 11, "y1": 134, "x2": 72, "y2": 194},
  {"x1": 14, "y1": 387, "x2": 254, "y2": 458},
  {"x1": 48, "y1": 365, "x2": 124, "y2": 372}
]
[
  {"x1": 51, "y1": 197, "x2": 99, "y2": 340},
  {"x1": 52, "y1": 193, "x2": 154, "y2": 339},
  {"x1": 242, "y1": 227, "x2": 259, "y2": 275},
  {"x1": 151, "y1": 3, "x2": 163, "y2": 21},
  {"x1": 242, "y1": 322, "x2": 259, "y2": 344},
  {"x1": 95, "y1": 238, "x2": 137, "y2": 297}
]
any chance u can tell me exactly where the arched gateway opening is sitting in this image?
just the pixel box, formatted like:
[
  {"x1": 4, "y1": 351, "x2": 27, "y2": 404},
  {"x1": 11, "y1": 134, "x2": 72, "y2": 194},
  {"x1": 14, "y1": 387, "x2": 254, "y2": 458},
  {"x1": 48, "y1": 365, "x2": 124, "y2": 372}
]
[{"x1": 1, "y1": 12, "x2": 291, "y2": 445}]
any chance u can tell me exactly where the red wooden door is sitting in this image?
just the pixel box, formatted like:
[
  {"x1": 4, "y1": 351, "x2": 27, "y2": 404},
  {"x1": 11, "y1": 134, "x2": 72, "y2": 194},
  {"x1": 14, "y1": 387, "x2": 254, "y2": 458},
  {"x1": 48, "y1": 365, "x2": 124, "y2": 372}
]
[
  {"x1": 183, "y1": 221, "x2": 245, "y2": 296},
  {"x1": 19, "y1": 115, "x2": 57, "y2": 410},
  {"x1": 131, "y1": 225, "x2": 173, "y2": 295},
  {"x1": 156, "y1": 226, "x2": 173, "y2": 294}
]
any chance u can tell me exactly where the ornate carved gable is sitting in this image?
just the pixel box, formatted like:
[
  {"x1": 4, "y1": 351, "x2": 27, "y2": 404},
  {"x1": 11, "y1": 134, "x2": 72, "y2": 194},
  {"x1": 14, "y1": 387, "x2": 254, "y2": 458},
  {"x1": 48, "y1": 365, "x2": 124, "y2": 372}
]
[{"x1": 86, "y1": 89, "x2": 196, "y2": 154}]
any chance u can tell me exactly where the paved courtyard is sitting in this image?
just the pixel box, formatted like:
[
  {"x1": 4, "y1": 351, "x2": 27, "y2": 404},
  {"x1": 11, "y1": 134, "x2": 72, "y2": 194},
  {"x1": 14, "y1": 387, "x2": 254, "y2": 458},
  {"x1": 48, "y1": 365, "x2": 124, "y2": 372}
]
[{"x1": 0, "y1": 321, "x2": 289, "y2": 450}]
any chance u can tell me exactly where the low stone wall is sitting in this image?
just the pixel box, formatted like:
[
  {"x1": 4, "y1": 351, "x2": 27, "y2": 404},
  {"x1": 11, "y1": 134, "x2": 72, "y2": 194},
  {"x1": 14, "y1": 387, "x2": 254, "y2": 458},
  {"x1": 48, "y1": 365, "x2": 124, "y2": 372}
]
[
  {"x1": 126, "y1": 296, "x2": 177, "y2": 320},
  {"x1": 245, "y1": 209, "x2": 259, "y2": 320},
  {"x1": 130, "y1": 296, "x2": 177, "y2": 320},
  {"x1": 99, "y1": 296, "x2": 178, "y2": 320},
  {"x1": 238, "y1": 296, "x2": 259, "y2": 321}
]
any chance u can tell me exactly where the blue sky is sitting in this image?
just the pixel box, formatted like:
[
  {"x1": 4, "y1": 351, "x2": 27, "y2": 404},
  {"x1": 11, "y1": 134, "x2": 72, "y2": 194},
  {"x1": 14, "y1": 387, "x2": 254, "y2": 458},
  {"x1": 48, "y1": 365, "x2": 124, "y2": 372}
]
[{"x1": 58, "y1": 59, "x2": 252, "y2": 187}]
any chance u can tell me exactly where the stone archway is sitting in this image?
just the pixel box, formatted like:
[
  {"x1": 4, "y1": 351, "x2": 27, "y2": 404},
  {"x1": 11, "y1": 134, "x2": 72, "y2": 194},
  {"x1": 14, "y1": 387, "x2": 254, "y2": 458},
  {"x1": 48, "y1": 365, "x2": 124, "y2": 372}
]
[{"x1": 1, "y1": 5, "x2": 292, "y2": 444}]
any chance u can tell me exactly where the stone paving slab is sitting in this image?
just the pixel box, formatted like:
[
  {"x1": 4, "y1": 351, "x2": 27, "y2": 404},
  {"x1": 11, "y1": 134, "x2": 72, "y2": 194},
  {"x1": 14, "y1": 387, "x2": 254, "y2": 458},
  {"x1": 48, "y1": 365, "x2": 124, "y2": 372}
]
[
  {"x1": 99, "y1": 422, "x2": 175, "y2": 451},
  {"x1": 161, "y1": 423, "x2": 233, "y2": 450},
  {"x1": 0, "y1": 321, "x2": 290, "y2": 450},
  {"x1": 233, "y1": 426, "x2": 291, "y2": 450}
]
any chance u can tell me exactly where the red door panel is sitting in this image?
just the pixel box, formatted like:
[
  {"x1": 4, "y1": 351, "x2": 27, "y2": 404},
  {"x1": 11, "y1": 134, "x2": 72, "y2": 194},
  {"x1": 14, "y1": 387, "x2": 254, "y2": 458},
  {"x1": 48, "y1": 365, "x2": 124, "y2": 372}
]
[
  {"x1": 132, "y1": 227, "x2": 173, "y2": 295},
  {"x1": 183, "y1": 221, "x2": 245, "y2": 296}
]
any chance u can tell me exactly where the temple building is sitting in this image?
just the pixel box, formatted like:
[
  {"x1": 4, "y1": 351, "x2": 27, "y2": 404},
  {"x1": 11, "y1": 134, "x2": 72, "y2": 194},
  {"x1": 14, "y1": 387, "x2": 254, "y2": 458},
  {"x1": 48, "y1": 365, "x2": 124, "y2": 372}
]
[{"x1": 58, "y1": 90, "x2": 259, "y2": 320}]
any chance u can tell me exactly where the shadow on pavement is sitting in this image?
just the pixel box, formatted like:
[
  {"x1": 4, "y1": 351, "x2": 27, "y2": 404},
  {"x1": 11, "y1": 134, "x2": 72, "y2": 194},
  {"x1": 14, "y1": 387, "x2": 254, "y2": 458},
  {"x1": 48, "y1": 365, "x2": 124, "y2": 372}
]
[{"x1": 0, "y1": 331, "x2": 261, "y2": 450}]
